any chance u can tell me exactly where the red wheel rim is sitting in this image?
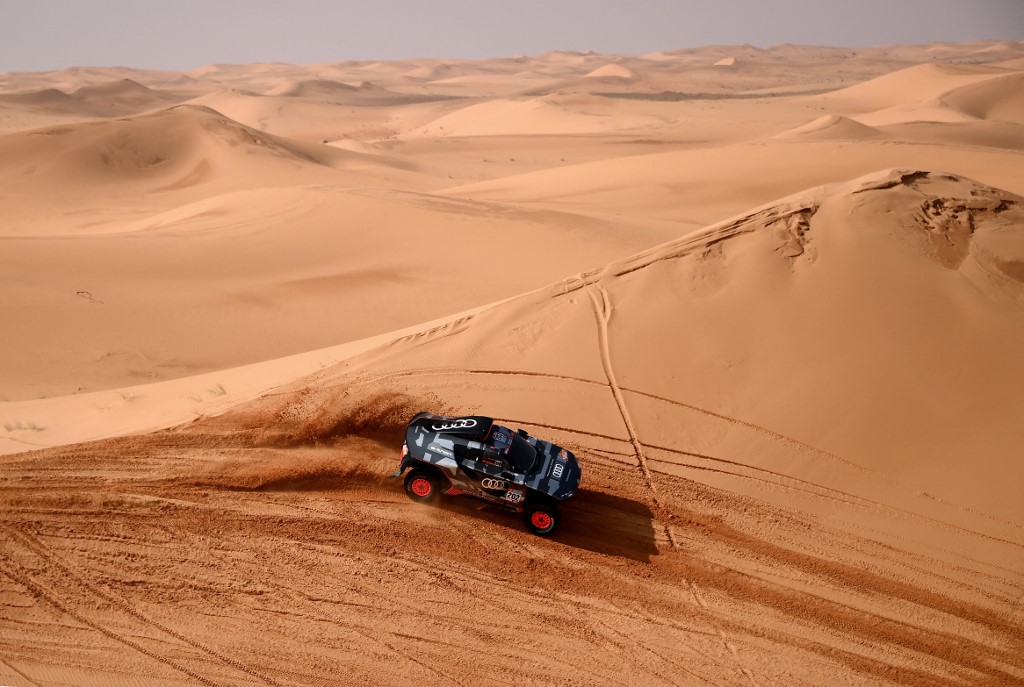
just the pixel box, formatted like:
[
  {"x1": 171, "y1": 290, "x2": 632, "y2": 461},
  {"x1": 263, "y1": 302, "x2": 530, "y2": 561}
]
[
  {"x1": 530, "y1": 511, "x2": 553, "y2": 530},
  {"x1": 410, "y1": 477, "x2": 432, "y2": 497}
]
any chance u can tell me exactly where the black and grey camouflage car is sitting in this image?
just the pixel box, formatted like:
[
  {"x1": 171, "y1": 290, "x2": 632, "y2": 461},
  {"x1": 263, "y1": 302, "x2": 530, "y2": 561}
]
[{"x1": 390, "y1": 413, "x2": 582, "y2": 535}]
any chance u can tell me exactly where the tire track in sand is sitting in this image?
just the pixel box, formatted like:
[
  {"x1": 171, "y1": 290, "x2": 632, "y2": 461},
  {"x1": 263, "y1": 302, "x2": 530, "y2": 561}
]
[
  {"x1": 585, "y1": 286, "x2": 667, "y2": 524},
  {"x1": 0, "y1": 656, "x2": 42, "y2": 687},
  {"x1": 0, "y1": 546, "x2": 219, "y2": 687},
  {"x1": 363, "y1": 364, "x2": 1022, "y2": 537},
  {"x1": 2, "y1": 523, "x2": 284, "y2": 687},
  {"x1": 194, "y1": 538, "x2": 467, "y2": 687},
  {"x1": 587, "y1": 284, "x2": 759, "y2": 687}
]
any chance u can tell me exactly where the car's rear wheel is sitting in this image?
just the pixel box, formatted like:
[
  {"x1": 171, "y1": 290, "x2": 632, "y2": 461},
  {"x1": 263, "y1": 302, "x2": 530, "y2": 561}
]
[
  {"x1": 524, "y1": 503, "x2": 559, "y2": 536},
  {"x1": 404, "y1": 469, "x2": 440, "y2": 503}
]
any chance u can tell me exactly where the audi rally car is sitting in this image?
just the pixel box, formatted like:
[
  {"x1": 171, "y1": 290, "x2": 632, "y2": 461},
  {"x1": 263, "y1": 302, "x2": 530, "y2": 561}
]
[{"x1": 391, "y1": 413, "x2": 581, "y2": 535}]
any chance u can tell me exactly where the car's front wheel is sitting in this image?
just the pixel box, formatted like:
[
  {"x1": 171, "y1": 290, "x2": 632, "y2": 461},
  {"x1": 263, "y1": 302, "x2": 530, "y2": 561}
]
[
  {"x1": 524, "y1": 503, "x2": 559, "y2": 536},
  {"x1": 404, "y1": 469, "x2": 440, "y2": 503}
]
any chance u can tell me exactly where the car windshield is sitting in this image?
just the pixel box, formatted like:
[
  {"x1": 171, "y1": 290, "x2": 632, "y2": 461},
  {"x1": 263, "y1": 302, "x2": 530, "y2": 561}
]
[{"x1": 508, "y1": 434, "x2": 538, "y2": 474}]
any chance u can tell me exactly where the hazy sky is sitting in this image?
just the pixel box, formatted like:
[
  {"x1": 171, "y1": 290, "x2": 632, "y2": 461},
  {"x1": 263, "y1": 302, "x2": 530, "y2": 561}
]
[{"x1": 1, "y1": 0, "x2": 1022, "y2": 72}]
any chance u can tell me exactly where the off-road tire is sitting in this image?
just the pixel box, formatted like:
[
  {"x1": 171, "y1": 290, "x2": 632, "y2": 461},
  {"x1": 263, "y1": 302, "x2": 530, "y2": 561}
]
[
  {"x1": 404, "y1": 469, "x2": 441, "y2": 503},
  {"x1": 524, "y1": 503, "x2": 559, "y2": 536}
]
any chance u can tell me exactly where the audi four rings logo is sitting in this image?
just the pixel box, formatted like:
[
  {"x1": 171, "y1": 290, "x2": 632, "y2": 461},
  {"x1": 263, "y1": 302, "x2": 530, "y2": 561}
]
[
  {"x1": 481, "y1": 478, "x2": 506, "y2": 490},
  {"x1": 431, "y1": 418, "x2": 477, "y2": 432},
  {"x1": 552, "y1": 463, "x2": 565, "y2": 478}
]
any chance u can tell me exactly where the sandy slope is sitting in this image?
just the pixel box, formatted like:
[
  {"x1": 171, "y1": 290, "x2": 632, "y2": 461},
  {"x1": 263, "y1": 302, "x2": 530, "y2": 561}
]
[
  {"x1": 0, "y1": 104, "x2": 675, "y2": 399},
  {"x1": 2, "y1": 41, "x2": 1024, "y2": 687},
  {"x1": 2, "y1": 170, "x2": 1021, "y2": 686}
]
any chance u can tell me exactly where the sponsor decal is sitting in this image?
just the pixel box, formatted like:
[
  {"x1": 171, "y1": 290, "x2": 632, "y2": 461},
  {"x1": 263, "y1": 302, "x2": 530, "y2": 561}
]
[
  {"x1": 552, "y1": 463, "x2": 565, "y2": 479},
  {"x1": 504, "y1": 489, "x2": 524, "y2": 503},
  {"x1": 558, "y1": 449, "x2": 568, "y2": 461},
  {"x1": 428, "y1": 444, "x2": 453, "y2": 458},
  {"x1": 431, "y1": 418, "x2": 477, "y2": 432},
  {"x1": 481, "y1": 478, "x2": 507, "y2": 490}
]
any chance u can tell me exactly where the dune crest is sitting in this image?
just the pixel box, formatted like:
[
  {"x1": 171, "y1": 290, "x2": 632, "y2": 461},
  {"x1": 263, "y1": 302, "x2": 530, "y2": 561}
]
[
  {"x1": 776, "y1": 113, "x2": 887, "y2": 140},
  {"x1": 584, "y1": 63, "x2": 636, "y2": 79},
  {"x1": 265, "y1": 78, "x2": 362, "y2": 97},
  {"x1": 0, "y1": 104, "x2": 331, "y2": 194}
]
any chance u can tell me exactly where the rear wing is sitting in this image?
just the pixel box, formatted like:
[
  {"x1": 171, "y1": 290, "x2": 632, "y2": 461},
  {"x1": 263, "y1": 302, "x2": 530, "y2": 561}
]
[{"x1": 407, "y1": 413, "x2": 494, "y2": 442}]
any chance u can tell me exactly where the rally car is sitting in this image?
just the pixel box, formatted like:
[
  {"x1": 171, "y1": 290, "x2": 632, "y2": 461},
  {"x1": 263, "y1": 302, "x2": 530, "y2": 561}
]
[{"x1": 390, "y1": 413, "x2": 581, "y2": 535}]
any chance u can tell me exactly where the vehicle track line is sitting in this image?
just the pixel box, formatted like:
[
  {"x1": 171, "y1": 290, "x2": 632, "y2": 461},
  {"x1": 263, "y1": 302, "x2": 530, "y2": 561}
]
[
  {"x1": 345, "y1": 364, "x2": 1020, "y2": 528},
  {"x1": 0, "y1": 656, "x2": 42, "y2": 687},
  {"x1": 491, "y1": 417, "x2": 628, "y2": 445},
  {"x1": 644, "y1": 446, "x2": 1024, "y2": 550},
  {"x1": 0, "y1": 547, "x2": 220, "y2": 687},
  {"x1": 690, "y1": 581, "x2": 760, "y2": 687},
  {"x1": 496, "y1": 417, "x2": 1022, "y2": 551},
  {"x1": 2, "y1": 523, "x2": 284, "y2": 687},
  {"x1": 595, "y1": 597, "x2": 739, "y2": 687},
  {"x1": 344, "y1": 365, "x2": 859, "y2": 474},
  {"x1": 620, "y1": 386, "x2": 1021, "y2": 531},
  {"x1": 586, "y1": 283, "x2": 760, "y2": 687},
  {"x1": 586, "y1": 285, "x2": 669, "y2": 526},
  {"x1": 589, "y1": 614, "x2": 721, "y2": 687},
  {"x1": 262, "y1": 577, "x2": 467, "y2": 687}
]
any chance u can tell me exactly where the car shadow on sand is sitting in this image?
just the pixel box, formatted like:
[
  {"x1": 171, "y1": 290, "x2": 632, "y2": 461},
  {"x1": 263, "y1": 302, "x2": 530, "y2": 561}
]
[
  {"x1": 557, "y1": 489, "x2": 660, "y2": 562},
  {"x1": 437, "y1": 488, "x2": 660, "y2": 562}
]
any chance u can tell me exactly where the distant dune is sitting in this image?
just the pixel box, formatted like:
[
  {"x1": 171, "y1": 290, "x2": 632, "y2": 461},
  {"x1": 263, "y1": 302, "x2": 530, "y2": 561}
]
[
  {"x1": 0, "y1": 87, "x2": 84, "y2": 113},
  {"x1": 941, "y1": 70, "x2": 1024, "y2": 122},
  {"x1": 820, "y1": 62, "x2": 1017, "y2": 110},
  {"x1": 0, "y1": 105, "x2": 338, "y2": 199},
  {"x1": 776, "y1": 114, "x2": 888, "y2": 140},
  {"x1": 265, "y1": 78, "x2": 362, "y2": 97},
  {"x1": 584, "y1": 63, "x2": 636, "y2": 79}
]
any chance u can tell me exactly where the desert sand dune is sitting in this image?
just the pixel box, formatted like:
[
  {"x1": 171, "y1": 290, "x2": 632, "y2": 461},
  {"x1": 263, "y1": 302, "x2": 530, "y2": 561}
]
[
  {"x1": 2, "y1": 102, "x2": 446, "y2": 201},
  {"x1": 443, "y1": 136, "x2": 1024, "y2": 227},
  {"x1": 584, "y1": 63, "x2": 637, "y2": 79},
  {"x1": 2, "y1": 170, "x2": 1021, "y2": 686},
  {"x1": 0, "y1": 180, "x2": 669, "y2": 398},
  {"x1": 0, "y1": 104, "x2": 391, "y2": 235},
  {"x1": 819, "y1": 62, "x2": 1018, "y2": 111},
  {"x1": 330, "y1": 169, "x2": 1024, "y2": 520},
  {"x1": 188, "y1": 88, "x2": 469, "y2": 141},
  {"x1": 400, "y1": 62, "x2": 469, "y2": 81},
  {"x1": 879, "y1": 119, "x2": 1024, "y2": 150},
  {"x1": 2, "y1": 42, "x2": 1024, "y2": 687},
  {"x1": 996, "y1": 56, "x2": 1024, "y2": 69},
  {"x1": 0, "y1": 88, "x2": 101, "y2": 133},
  {"x1": 263, "y1": 78, "x2": 363, "y2": 97},
  {"x1": 856, "y1": 81, "x2": 1023, "y2": 127},
  {"x1": 72, "y1": 77, "x2": 175, "y2": 101},
  {"x1": 0, "y1": 65, "x2": 180, "y2": 95},
  {"x1": 0, "y1": 87, "x2": 86, "y2": 113},
  {"x1": 0, "y1": 78, "x2": 188, "y2": 127},
  {"x1": 404, "y1": 94, "x2": 666, "y2": 137},
  {"x1": 775, "y1": 113, "x2": 888, "y2": 140},
  {"x1": 940, "y1": 70, "x2": 1024, "y2": 122}
]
